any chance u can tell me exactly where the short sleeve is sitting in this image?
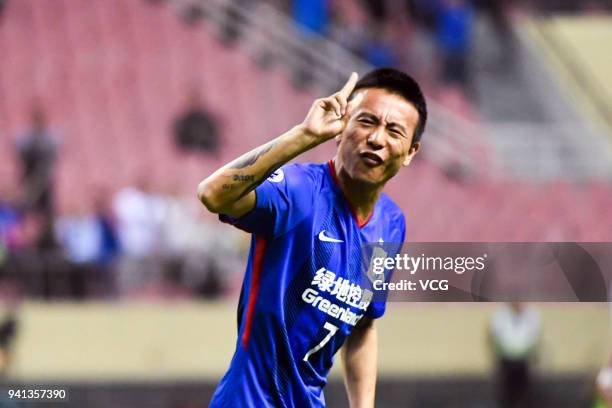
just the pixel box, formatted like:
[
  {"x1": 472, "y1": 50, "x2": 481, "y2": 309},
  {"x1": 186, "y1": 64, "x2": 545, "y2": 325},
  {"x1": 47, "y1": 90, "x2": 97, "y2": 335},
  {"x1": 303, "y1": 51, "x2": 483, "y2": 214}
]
[
  {"x1": 365, "y1": 212, "x2": 406, "y2": 319},
  {"x1": 219, "y1": 164, "x2": 317, "y2": 238}
]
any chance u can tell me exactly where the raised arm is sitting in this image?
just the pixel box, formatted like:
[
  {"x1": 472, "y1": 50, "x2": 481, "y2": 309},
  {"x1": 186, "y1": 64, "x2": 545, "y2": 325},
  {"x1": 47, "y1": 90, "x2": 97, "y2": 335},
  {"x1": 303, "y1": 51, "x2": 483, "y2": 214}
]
[{"x1": 196, "y1": 72, "x2": 362, "y2": 218}]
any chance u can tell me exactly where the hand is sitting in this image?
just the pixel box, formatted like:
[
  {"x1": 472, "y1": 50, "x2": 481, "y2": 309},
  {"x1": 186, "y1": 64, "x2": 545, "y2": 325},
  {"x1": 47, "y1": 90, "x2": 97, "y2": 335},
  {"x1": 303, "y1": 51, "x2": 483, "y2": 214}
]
[{"x1": 301, "y1": 72, "x2": 364, "y2": 141}]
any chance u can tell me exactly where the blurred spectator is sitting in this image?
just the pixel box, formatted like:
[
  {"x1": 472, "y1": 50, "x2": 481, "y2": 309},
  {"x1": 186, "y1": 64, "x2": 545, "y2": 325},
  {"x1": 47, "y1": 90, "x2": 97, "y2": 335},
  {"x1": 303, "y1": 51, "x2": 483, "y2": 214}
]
[
  {"x1": 406, "y1": 0, "x2": 443, "y2": 32},
  {"x1": 94, "y1": 193, "x2": 120, "y2": 267},
  {"x1": 331, "y1": 0, "x2": 369, "y2": 55},
  {"x1": 0, "y1": 305, "x2": 18, "y2": 376},
  {"x1": 54, "y1": 198, "x2": 117, "y2": 299},
  {"x1": 162, "y1": 190, "x2": 202, "y2": 257},
  {"x1": 401, "y1": 0, "x2": 441, "y2": 85},
  {"x1": 161, "y1": 189, "x2": 242, "y2": 299},
  {"x1": 475, "y1": 0, "x2": 517, "y2": 63},
  {"x1": 292, "y1": 0, "x2": 330, "y2": 36},
  {"x1": 114, "y1": 181, "x2": 165, "y2": 258},
  {"x1": 113, "y1": 179, "x2": 165, "y2": 295},
  {"x1": 55, "y1": 203, "x2": 104, "y2": 266},
  {"x1": 173, "y1": 89, "x2": 221, "y2": 155},
  {"x1": 489, "y1": 302, "x2": 541, "y2": 408},
  {"x1": 361, "y1": 0, "x2": 387, "y2": 23},
  {"x1": 0, "y1": 240, "x2": 5, "y2": 273},
  {"x1": 290, "y1": 0, "x2": 331, "y2": 87},
  {"x1": 3, "y1": 212, "x2": 43, "y2": 297},
  {"x1": 0, "y1": 193, "x2": 23, "y2": 254},
  {"x1": 594, "y1": 355, "x2": 612, "y2": 408},
  {"x1": 361, "y1": 25, "x2": 398, "y2": 68},
  {"x1": 436, "y1": 0, "x2": 474, "y2": 91},
  {"x1": 34, "y1": 213, "x2": 59, "y2": 256},
  {"x1": 14, "y1": 106, "x2": 59, "y2": 217},
  {"x1": 0, "y1": 0, "x2": 5, "y2": 19}
]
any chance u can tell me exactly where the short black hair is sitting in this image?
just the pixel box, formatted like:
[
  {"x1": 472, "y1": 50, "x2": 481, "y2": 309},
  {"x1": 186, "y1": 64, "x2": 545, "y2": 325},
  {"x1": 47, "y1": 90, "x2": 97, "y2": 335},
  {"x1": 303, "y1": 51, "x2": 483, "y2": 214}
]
[{"x1": 351, "y1": 68, "x2": 427, "y2": 144}]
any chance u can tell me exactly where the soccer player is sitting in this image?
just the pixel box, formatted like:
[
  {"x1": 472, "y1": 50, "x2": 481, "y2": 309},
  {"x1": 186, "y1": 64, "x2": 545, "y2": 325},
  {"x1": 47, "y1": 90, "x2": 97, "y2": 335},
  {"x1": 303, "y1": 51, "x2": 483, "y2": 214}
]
[{"x1": 198, "y1": 68, "x2": 427, "y2": 407}]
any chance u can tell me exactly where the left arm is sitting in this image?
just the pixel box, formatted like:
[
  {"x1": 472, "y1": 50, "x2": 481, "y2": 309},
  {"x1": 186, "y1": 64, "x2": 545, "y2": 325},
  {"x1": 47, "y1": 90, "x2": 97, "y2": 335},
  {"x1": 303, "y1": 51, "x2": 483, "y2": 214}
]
[{"x1": 341, "y1": 317, "x2": 378, "y2": 408}]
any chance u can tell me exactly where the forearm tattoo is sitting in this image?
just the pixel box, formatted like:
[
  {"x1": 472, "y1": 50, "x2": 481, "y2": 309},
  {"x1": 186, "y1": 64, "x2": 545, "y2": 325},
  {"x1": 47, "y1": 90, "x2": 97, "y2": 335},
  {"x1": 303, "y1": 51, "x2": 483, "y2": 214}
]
[
  {"x1": 223, "y1": 140, "x2": 282, "y2": 197},
  {"x1": 228, "y1": 140, "x2": 277, "y2": 170}
]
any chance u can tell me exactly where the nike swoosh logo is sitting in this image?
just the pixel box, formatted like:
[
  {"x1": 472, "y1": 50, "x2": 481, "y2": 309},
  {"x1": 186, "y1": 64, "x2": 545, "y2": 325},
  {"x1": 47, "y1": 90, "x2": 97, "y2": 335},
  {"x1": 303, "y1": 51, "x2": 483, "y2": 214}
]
[{"x1": 318, "y1": 230, "x2": 344, "y2": 243}]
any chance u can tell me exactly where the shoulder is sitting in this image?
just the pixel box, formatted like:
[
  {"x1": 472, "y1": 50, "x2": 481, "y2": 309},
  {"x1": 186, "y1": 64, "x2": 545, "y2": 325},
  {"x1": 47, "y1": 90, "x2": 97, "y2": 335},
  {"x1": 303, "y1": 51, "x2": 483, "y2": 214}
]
[
  {"x1": 281, "y1": 162, "x2": 326, "y2": 178},
  {"x1": 268, "y1": 162, "x2": 326, "y2": 190}
]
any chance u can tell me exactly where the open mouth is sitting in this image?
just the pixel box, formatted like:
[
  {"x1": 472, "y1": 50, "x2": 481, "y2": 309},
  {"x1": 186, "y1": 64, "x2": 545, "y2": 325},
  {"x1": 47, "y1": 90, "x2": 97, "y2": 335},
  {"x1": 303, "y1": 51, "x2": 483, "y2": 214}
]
[{"x1": 359, "y1": 151, "x2": 384, "y2": 167}]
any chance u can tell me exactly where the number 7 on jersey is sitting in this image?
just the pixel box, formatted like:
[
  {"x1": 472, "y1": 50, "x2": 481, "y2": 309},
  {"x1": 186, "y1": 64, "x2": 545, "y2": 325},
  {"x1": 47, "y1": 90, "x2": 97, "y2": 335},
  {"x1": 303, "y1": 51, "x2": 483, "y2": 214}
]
[{"x1": 303, "y1": 322, "x2": 339, "y2": 362}]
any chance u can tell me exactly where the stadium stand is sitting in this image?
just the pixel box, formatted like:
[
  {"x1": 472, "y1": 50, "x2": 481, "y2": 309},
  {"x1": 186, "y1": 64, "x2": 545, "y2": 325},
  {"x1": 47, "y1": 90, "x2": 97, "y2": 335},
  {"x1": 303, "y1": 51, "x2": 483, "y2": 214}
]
[
  {"x1": 525, "y1": 15, "x2": 612, "y2": 133},
  {"x1": 1, "y1": 0, "x2": 612, "y2": 244},
  {"x1": 1, "y1": 2, "x2": 612, "y2": 407}
]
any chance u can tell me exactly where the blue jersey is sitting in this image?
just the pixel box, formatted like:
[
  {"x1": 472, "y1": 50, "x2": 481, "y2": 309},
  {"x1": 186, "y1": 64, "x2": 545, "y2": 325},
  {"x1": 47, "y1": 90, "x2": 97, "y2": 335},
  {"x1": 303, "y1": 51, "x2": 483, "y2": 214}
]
[{"x1": 210, "y1": 161, "x2": 406, "y2": 408}]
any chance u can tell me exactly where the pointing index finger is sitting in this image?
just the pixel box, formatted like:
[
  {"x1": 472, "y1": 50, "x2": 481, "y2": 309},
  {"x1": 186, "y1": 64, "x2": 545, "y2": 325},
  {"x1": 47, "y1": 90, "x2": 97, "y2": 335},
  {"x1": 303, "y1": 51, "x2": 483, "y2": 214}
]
[{"x1": 339, "y1": 72, "x2": 359, "y2": 99}]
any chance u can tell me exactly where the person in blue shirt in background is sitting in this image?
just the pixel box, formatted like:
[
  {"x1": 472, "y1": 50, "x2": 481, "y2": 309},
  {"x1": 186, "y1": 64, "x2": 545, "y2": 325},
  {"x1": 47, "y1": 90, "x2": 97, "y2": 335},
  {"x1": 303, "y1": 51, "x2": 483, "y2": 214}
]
[
  {"x1": 292, "y1": 0, "x2": 330, "y2": 37},
  {"x1": 198, "y1": 68, "x2": 427, "y2": 407},
  {"x1": 436, "y1": 0, "x2": 474, "y2": 90}
]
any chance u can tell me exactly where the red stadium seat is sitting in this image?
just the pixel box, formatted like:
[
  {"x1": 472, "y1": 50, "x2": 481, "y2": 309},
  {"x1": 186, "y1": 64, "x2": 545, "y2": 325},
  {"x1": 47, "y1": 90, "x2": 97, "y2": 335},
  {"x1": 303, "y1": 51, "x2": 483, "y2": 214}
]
[{"x1": 1, "y1": 0, "x2": 611, "y2": 241}]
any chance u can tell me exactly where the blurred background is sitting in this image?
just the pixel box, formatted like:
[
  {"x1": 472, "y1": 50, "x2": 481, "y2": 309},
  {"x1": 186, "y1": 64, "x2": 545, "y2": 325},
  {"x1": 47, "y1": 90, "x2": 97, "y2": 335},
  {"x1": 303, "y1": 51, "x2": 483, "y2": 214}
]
[{"x1": 0, "y1": 0, "x2": 612, "y2": 406}]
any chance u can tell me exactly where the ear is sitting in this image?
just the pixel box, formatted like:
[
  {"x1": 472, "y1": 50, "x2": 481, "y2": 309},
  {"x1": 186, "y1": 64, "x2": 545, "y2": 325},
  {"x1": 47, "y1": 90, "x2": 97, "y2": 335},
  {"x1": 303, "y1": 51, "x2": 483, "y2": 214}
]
[{"x1": 403, "y1": 142, "x2": 420, "y2": 166}]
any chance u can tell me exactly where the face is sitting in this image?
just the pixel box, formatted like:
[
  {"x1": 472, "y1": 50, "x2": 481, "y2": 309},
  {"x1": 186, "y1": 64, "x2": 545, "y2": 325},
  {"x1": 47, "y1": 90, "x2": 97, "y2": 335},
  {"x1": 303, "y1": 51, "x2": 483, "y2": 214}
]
[{"x1": 337, "y1": 88, "x2": 421, "y2": 186}]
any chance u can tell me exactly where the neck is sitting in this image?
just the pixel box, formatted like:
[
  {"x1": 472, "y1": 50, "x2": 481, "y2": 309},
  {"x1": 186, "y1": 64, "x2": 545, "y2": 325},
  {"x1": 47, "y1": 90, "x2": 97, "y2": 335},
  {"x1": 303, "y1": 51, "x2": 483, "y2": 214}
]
[{"x1": 330, "y1": 158, "x2": 383, "y2": 225}]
